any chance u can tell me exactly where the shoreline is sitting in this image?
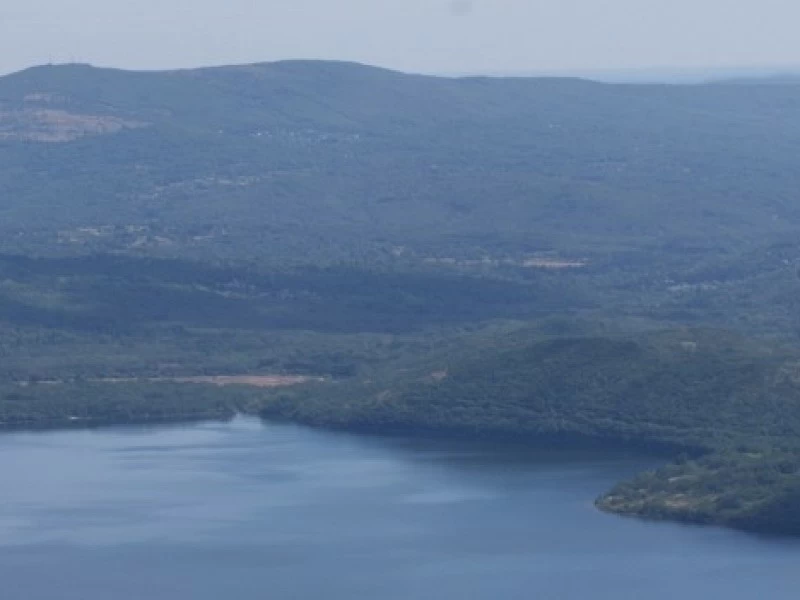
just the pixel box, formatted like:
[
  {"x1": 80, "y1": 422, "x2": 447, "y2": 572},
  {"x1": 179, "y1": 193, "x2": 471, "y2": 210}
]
[{"x1": 0, "y1": 403, "x2": 795, "y2": 539}]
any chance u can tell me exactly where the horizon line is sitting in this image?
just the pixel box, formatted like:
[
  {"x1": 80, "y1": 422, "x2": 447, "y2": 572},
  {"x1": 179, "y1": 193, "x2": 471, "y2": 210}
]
[{"x1": 3, "y1": 58, "x2": 800, "y2": 84}]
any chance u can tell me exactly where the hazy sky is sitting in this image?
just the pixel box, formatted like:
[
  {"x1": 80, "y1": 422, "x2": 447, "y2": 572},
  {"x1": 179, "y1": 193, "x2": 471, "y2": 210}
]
[{"x1": 2, "y1": 0, "x2": 799, "y2": 76}]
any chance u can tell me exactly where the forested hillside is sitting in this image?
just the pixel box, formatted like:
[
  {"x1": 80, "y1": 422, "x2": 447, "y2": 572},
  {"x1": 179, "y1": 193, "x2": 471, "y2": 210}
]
[{"x1": 2, "y1": 61, "x2": 800, "y2": 265}]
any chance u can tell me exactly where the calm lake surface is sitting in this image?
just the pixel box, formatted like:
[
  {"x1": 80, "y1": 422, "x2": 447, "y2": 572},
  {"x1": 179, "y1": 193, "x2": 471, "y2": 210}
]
[{"x1": 0, "y1": 417, "x2": 798, "y2": 599}]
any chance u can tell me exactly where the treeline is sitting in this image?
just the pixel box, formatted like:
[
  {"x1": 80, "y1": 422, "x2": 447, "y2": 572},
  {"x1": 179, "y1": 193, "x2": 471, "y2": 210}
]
[
  {"x1": 0, "y1": 253, "x2": 583, "y2": 336},
  {"x1": 0, "y1": 382, "x2": 270, "y2": 429}
]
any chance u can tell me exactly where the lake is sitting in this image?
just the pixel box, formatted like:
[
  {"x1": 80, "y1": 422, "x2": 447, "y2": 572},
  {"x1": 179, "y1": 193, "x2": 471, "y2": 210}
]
[{"x1": 0, "y1": 417, "x2": 798, "y2": 599}]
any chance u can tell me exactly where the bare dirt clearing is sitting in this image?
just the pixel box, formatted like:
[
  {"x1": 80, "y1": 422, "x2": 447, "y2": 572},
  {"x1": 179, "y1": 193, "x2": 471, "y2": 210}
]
[
  {"x1": 0, "y1": 109, "x2": 149, "y2": 142},
  {"x1": 20, "y1": 375, "x2": 322, "y2": 388},
  {"x1": 158, "y1": 375, "x2": 323, "y2": 387}
]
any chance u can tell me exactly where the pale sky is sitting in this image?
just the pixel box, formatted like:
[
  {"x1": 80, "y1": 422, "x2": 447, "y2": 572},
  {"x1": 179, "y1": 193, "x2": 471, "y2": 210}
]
[{"x1": 1, "y1": 0, "x2": 799, "y2": 76}]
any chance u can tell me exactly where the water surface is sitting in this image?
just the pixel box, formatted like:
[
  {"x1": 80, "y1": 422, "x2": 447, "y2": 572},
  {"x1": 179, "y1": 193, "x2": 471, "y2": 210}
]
[{"x1": 0, "y1": 417, "x2": 797, "y2": 599}]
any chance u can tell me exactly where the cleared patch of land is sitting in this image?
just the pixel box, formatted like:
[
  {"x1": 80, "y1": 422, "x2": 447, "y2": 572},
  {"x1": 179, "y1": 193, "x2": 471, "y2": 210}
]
[
  {"x1": 423, "y1": 256, "x2": 588, "y2": 269},
  {"x1": 154, "y1": 375, "x2": 323, "y2": 387},
  {"x1": 0, "y1": 109, "x2": 148, "y2": 142},
  {"x1": 21, "y1": 375, "x2": 322, "y2": 388},
  {"x1": 521, "y1": 258, "x2": 587, "y2": 269}
]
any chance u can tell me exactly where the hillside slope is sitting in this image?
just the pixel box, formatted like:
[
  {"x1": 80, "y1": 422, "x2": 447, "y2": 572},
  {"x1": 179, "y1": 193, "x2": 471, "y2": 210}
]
[
  {"x1": 2, "y1": 61, "x2": 800, "y2": 263},
  {"x1": 261, "y1": 328, "x2": 800, "y2": 534}
]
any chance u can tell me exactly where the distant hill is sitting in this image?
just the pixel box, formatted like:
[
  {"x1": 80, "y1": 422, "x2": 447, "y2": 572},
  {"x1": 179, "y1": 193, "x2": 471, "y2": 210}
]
[
  {"x1": 467, "y1": 66, "x2": 800, "y2": 84},
  {"x1": 719, "y1": 73, "x2": 800, "y2": 85},
  {"x1": 2, "y1": 60, "x2": 800, "y2": 264}
]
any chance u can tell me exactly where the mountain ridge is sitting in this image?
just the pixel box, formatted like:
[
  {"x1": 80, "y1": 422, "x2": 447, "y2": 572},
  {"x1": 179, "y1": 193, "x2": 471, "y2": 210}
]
[{"x1": 3, "y1": 58, "x2": 800, "y2": 265}]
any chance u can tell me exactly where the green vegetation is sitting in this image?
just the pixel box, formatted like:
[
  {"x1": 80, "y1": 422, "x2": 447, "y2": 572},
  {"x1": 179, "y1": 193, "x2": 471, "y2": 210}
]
[
  {"x1": 261, "y1": 329, "x2": 800, "y2": 534},
  {"x1": 599, "y1": 448, "x2": 800, "y2": 535},
  {"x1": 0, "y1": 381, "x2": 270, "y2": 429},
  {"x1": 2, "y1": 61, "x2": 800, "y2": 269},
  {"x1": 2, "y1": 61, "x2": 800, "y2": 534}
]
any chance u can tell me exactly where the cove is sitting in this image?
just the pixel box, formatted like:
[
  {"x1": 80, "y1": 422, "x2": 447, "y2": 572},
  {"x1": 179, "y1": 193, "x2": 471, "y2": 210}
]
[{"x1": 0, "y1": 417, "x2": 798, "y2": 600}]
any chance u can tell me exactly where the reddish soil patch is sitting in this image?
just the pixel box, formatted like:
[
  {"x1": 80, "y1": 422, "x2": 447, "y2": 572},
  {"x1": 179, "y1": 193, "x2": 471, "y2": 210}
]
[
  {"x1": 51, "y1": 375, "x2": 324, "y2": 388},
  {"x1": 162, "y1": 375, "x2": 322, "y2": 388}
]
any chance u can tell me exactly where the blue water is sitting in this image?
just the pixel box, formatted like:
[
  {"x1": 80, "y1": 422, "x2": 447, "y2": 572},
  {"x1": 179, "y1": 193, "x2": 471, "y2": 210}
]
[{"x1": 0, "y1": 417, "x2": 797, "y2": 599}]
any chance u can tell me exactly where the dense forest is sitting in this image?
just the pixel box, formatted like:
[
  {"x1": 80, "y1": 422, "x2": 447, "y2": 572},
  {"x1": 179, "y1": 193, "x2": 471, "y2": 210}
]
[
  {"x1": 2, "y1": 61, "x2": 800, "y2": 534},
  {"x1": 2, "y1": 61, "x2": 800, "y2": 266}
]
